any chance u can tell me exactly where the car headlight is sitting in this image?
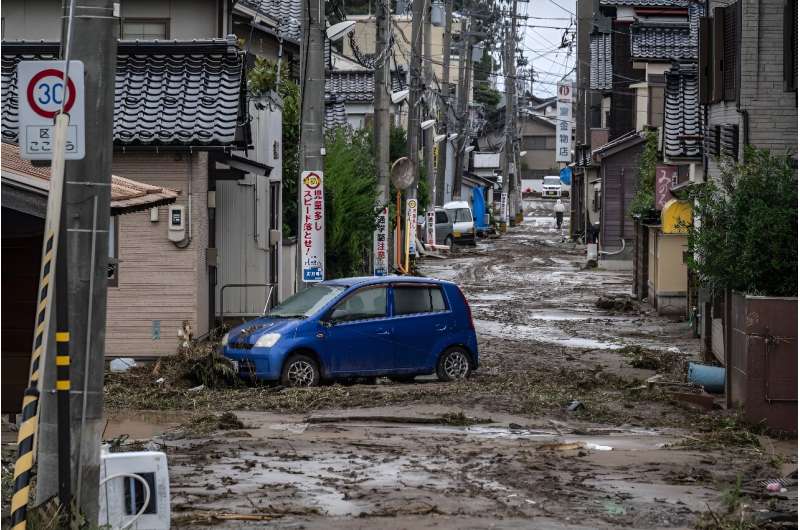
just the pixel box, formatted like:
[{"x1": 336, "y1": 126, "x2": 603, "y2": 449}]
[
  {"x1": 254, "y1": 333, "x2": 281, "y2": 348},
  {"x1": 220, "y1": 331, "x2": 230, "y2": 346}
]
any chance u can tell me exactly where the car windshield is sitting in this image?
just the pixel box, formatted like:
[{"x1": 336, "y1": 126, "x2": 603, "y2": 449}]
[
  {"x1": 266, "y1": 284, "x2": 346, "y2": 318},
  {"x1": 448, "y1": 208, "x2": 472, "y2": 223},
  {"x1": 544, "y1": 177, "x2": 560, "y2": 186}
]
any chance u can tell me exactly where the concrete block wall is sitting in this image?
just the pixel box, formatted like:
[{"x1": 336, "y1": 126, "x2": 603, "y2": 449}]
[{"x1": 706, "y1": 0, "x2": 798, "y2": 182}]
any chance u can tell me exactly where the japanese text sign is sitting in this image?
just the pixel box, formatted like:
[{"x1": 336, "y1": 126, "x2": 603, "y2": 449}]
[
  {"x1": 301, "y1": 171, "x2": 325, "y2": 282},
  {"x1": 373, "y1": 207, "x2": 389, "y2": 276}
]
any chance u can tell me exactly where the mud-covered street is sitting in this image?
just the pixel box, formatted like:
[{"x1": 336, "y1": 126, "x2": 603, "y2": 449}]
[{"x1": 97, "y1": 199, "x2": 796, "y2": 529}]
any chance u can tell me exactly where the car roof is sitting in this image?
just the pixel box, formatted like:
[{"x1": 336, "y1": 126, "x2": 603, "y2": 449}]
[
  {"x1": 322, "y1": 275, "x2": 452, "y2": 288},
  {"x1": 443, "y1": 201, "x2": 470, "y2": 209}
]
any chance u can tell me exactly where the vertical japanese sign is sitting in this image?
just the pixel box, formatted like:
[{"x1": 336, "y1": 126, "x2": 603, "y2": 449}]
[
  {"x1": 373, "y1": 207, "x2": 389, "y2": 276},
  {"x1": 655, "y1": 165, "x2": 678, "y2": 210},
  {"x1": 425, "y1": 209, "x2": 436, "y2": 246},
  {"x1": 500, "y1": 192, "x2": 509, "y2": 223},
  {"x1": 301, "y1": 171, "x2": 324, "y2": 282},
  {"x1": 406, "y1": 198, "x2": 418, "y2": 256},
  {"x1": 556, "y1": 82, "x2": 573, "y2": 163}
]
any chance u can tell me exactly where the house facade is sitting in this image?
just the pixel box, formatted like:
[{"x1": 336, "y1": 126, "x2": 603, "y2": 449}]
[{"x1": 1, "y1": 0, "x2": 296, "y2": 358}]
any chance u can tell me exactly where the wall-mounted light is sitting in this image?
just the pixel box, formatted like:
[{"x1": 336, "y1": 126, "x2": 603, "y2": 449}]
[
  {"x1": 447, "y1": 133, "x2": 458, "y2": 141},
  {"x1": 421, "y1": 119, "x2": 436, "y2": 130},
  {"x1": 434, "y1": 134, "x2": 446, "y2": 143},
  {"x1": 519, "y1": 150, "x2": 528, "y2": 157}
]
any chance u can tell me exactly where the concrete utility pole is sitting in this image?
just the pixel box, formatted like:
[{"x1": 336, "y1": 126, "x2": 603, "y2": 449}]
[
  {"x1": 423, "y1": 0, "x2": 435, "y2": 206},
  {"x1": 509, "y1": 0, "x2": 520, "y2": 223},
  {"x1": 502, "y1": 0, "x2": 518, "y2": 224},
  {"x1": 406, "y1": 0, "x2": 424, "y2": 199},
  {"x1": 298, "y1": 0, "x2": 326, "y2": 284},
  {"x1": 453, "y1": 14, "x2": 470, "y2": 199},
  {"x1": 34, "y1": 0, "x2": 118, "y2": 524},
  {"x1": 436, "y1": 0, "x2": 453, "y2": 206},
  {"x1": 374, "y1": 0, "x2": 390, "y2": 206}
]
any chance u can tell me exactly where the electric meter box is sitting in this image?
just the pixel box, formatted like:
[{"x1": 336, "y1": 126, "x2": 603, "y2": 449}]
[
  {"x1": 168, "y1": 205, "x2": 185, "y2": 242},
  {"x1": 99, "y1": 448, "x2": 171, "y2": 529}
]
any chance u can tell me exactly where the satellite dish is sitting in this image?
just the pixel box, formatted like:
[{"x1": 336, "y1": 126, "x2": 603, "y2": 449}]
[{"x1": 390, "y1": 157, "x2": 414, "y2": 191}]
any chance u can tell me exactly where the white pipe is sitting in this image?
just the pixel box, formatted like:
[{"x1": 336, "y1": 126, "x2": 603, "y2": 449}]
[
  {"x1": 99, "y1": 472, "x2": 151, "y2": 530},
  {"x1": 599, "y1": 238, "x2": 626, "y2": 256}
]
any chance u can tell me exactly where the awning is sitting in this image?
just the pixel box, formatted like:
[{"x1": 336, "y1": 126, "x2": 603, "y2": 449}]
[{"x1": 1, "y1": 143, "x2": 178, "y2": 216}]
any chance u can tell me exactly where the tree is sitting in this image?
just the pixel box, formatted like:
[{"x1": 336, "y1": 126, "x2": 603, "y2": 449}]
[
  {"x1": 629, "y1": 129, "x2": 659, "y2": 217},
  {"x1": 686, "y1": 148, "x2": 797, "y2": 297}
]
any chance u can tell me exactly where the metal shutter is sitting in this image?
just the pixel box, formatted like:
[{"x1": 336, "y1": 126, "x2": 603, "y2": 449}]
[
  {"x1": 698, "y1": 17, "x2": 712, "y2": 104},
  {"x1": 712, "y1": 8, "x2": 725, "y2": 103},
  {"x1": 722, "y1": 3, "x2": 739, "y2": 102}
]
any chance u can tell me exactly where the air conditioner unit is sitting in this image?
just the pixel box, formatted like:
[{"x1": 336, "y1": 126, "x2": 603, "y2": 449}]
[{"x1": 99, "y1": 447, "x2": 171, "y2": 530}]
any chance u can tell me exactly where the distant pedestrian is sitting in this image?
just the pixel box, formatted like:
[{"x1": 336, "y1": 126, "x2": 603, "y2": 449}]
[{"x1": 553, "y1": 199, "x2": 565, "y2": 230}]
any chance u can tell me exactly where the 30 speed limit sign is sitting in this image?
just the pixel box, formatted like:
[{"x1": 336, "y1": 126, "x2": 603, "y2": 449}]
[{"x1": 18, "y1": 61, "x2": 85, "y2": 160}]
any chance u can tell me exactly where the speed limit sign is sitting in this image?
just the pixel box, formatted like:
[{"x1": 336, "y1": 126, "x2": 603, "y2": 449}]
[{"x1": 18, "y1": 61, "x2": 85, "y2": 160}]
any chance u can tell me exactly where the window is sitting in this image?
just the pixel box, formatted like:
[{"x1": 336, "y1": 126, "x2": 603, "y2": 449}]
[
  {"x1": 393, "y1": 286, "x2": 447, "y2": 315},
  {"x1": 268, "y1": 284, "x2": 345, "y2": 318},
  {"x1": 435, "y1": 211, "x2": 449, "y2": 224},
  {"x1": 698, "y1": 3, "x2": 739, "y2": 104},
  {"x1": 108, "y1": 217, "x2": 118, "y2": 287},
  {"x1": 121, "y1": 19, "x2": 169, "y2": 40},
  {"x1": 785, "y1": 0, "x2": 798, "y2": 92},
  {"x1": 329, "y1": 287, "x2": 387, "y2": 322},
  {"x1": 448, "y1": 208, "x2": 472, "y2": 223}
]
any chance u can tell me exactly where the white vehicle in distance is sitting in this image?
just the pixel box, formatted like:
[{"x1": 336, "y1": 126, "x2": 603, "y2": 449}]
[
  {"x1": 542, "y1": 176, "x2": 562, "y2": 198},
  {"x1": 443, "y1": 201, "x2": 476, "y2": 246}
]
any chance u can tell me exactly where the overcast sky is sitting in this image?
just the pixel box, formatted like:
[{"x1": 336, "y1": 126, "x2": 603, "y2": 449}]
[{"x1": 511, "y1": 0, "x2": 577, "y2": 98}]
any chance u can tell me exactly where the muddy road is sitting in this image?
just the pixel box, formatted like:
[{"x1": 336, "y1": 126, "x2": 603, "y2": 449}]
[{"x1": 99, "y1": 199, "x2": 796, "y2": 529}]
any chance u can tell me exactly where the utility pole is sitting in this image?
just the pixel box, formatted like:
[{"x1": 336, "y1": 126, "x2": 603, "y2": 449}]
[
  {"x1": 423, "y1": 0, "x2": 434, "y2": 206},
  {"x1": 436, "y1": 0, "x2": 453, "y2": 206},
  {"x1": 406, "y1": 0, "x2": 424, "y2": 199},
  {"x1": 298, "y1": 0, "x2": 326, "y2": 284},
  {"x1": 502, "y1": 0, "x2": 518, "y2": 224},
  {"x1": 374, "y1": 0, "x2": 390, "y2": 207},
  {"x1": 33, "y1": 0, "x2": 118, "y2": 524},
  {"x1": 509, "y1": 0, "x2": 520, "y2": 224},
  {"x1": 453, "y1": 14, "x2": 471, "y2": 199}
]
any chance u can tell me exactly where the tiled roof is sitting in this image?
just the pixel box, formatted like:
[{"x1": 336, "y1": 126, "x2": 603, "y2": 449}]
[
  {"x1": 2, "y1": 38, "x2": 248, "y2": 148},
  {"x1": 324, "y1": 96, "x2": 349, "y2": 130},
  {"x1": 592, "y1": 129, "x2": 644, "y2": 158},
  {"x1": 590, "y1": 32, "x2": 612, "y2": 90},
  {"x1": 664, "y1": 62, "x2": 702, "y2": 159},
  {"x1": 325, "y1": 70, "x2": 406, "y2": 103},
  {"x1": 600, "y1": 0, "x2": 691, "y2": 6},
  {"x1": 1, "y1": 143, "x2": 179, "y2": 215},
  {"x1": 631, "y1": 24, "x2": 696, "y2": 60},
  {"x1": 236, "y1": 0, "x2": 302, "y2": 44}
]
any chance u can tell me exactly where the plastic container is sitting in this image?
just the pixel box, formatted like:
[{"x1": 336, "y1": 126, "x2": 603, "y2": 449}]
[{"x1": 687, "y1": 362, "x2": 725, "y2": 393}]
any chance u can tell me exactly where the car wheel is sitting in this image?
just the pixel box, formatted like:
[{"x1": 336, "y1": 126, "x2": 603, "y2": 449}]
[
  {"x1": 281, "y1": 353, "x2": 320, "y2": 387},
  {"x1": 436, "y1": 347, "x2": 471, "y2": 382},
  {"x1": 389, "y1": 375, "x2": 416, "y2": 383},
  {"x1": 444, "y1": 236, "x2": 454, "y2": 250}
]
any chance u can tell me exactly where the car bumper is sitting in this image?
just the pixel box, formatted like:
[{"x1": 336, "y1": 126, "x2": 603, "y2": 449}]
[
  {"x1": 453, "y1": 232, "x2": 476, "y2": 243},
  {"x1": 223, "y1": 346, "x2": 285, "y2": 381}
]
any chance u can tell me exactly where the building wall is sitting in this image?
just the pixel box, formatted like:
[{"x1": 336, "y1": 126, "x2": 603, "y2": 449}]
[
  {"x1": 706, "y1": 0, "x2": 798, "y2": 181},
  {"x1": 599, "y1": 142, "x2": 643, "y2": 258},
  {"x1": 2, "y1": 0, "x2": 219, "y2": 40},
  {"x1": 519, "y1": 118, "x2": 557, "y2": 179},
  {"x1": 107, "y1": 152, "x2": 209, "y2": 358}
]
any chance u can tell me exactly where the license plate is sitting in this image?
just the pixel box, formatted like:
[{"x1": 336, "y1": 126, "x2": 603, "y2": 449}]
[
  {"x1": 231, "y1": 360, "x2": 239, "y2": 371},
  {"x1": 453, "y1": 231, "x2": 461, "y2": 237}
]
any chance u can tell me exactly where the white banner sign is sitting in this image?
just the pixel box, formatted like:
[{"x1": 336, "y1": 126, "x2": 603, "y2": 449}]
[
  {"x1": 18, "y1": 60, "x2": 86, "y2": 160},
  {"x1": 425, "y1": 209, "x2": 436, "y2": 247},
  {"x1": 500, "y1": 192, "x2": 509, "y2": 223},
  {"x1": 301, "y1": 171, "x2": 324, "y2": 282},
  {"x1": 406, "y1": 198, "x2": 418, "y2": 256},
  {"x1": 556, "y1": 82, "x2": 573, "y2": 163},
  {"x1": 373, "y1": 207, "x2": 389, "y2": 276}
]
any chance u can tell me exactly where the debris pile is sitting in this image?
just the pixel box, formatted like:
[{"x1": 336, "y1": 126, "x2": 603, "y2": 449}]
[{"x1": 595, "y1": 294, "x2": 637, "y2": 312}]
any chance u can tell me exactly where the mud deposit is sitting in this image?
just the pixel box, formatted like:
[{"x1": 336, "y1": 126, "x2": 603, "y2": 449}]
[{"x1": 103, "y1": 199, "x2": 797, "y2": 528}]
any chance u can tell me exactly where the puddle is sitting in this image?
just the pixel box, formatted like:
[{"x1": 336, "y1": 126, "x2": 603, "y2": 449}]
[
  {"x1": 475, "y1": 318, "x2": 624, "y2": 350},
  {"x1": 104, "y1": 411, "x2": 184, "y2": 440}
]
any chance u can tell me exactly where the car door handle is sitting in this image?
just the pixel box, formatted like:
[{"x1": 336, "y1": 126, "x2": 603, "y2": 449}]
[
  {"x1": 376, "y1": 329, "x2": 392, "y2": 335},
  {"x1": 434, "y1": 324, "x2": 448, "y2": 331}
]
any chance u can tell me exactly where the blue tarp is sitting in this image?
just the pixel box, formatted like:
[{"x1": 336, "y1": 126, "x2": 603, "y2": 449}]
[
  {"x1": 472, "y1": 186, "x2": 487, "y2": 229},
  {"x1": 560, "y1": 167, "x2": 572, "y2": 186}
]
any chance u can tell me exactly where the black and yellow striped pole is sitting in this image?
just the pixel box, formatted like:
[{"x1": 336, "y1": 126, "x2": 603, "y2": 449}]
[{"x1": 10, "y1": 113, "x2": 71, "y2": 530}]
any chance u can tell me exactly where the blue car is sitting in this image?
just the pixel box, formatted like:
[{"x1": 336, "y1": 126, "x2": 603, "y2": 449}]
[{"x1": 221, "y1": 276, "x2": 479, "y2": 387}]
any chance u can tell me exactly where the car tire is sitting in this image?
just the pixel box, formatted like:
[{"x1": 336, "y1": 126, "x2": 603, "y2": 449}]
[
  {"x1": 281, "y1": 353, "x2": 320, "y2": 387},
  {"x1": 436, "y1": 347, "x2": 472, "y2": 382},
  {"x1": 444, "y1": 236, "x2": 454, "y2": 250},
  {"x1": 389, "y1": 375, "x2": 416, "y2": 383}
]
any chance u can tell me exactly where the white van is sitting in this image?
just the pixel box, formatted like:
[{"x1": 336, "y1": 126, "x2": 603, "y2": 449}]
[
  {"x1": 542, "y1": 176, "x2": 562, "y2": 198},
  {"x1": 443, "y1": 201, "x2": 475, "y2": 246}
]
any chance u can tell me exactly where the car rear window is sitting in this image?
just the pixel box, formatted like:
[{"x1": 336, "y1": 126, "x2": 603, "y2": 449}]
[
  {"x1": 393, "y1": 286, "x2": 448, "y2": 315},
  {"x1": 435, "y1": 211, "x2": 449, "y2": 224}
]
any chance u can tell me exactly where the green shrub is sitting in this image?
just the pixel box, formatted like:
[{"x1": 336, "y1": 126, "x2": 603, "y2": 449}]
[
  {"x1": 687, "y1": 147, "x2": 797, "y2": 297},
  {"x1": 629, "y1": 129, "x2": 659, "y2": 217},
  {"x1": 323, "y1": 127, "x2": 379, "y2": 278}
]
